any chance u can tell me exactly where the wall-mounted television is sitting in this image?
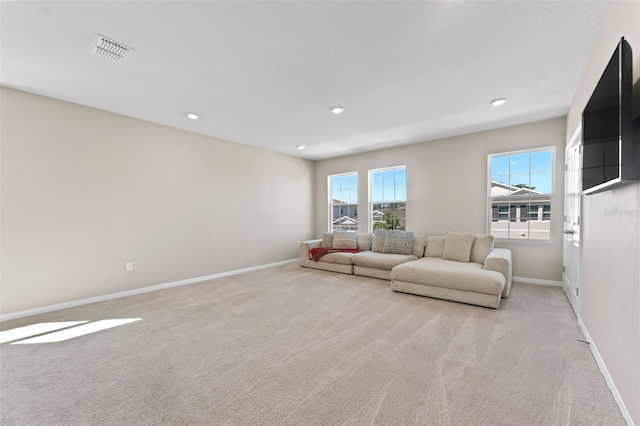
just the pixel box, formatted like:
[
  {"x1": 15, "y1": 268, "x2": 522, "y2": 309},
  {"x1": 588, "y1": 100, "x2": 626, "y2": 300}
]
[{"x1": 582, "y1": 37, "x2": 638, "y2": 194}]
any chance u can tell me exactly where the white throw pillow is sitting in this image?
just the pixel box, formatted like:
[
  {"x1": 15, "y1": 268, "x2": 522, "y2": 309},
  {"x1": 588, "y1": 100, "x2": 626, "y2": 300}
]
[
  {"x1": 332, "y1": 232, "x2": 357, "y2": 249},
  {"x1": 470, "y1": 234, "x2": 494, "y2": 264},
  {"x1": 442, "y1": 232, "x2": 475, "y2": 262},
  {"x1": 425, "y1": 236, "x2": 446, "y2": 257}
]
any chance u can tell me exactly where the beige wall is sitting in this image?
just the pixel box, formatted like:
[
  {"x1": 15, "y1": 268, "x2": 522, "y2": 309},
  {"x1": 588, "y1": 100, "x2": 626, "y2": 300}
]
[
  {"x1": 315, "y1": 118, "x2": 566, "y2": 281},
  {"x1": 0, "y1": 87, "x2": 315, "y2": 315},
  {"x1": 567, "y1": 1, "x2": 640, "y2": 423}
]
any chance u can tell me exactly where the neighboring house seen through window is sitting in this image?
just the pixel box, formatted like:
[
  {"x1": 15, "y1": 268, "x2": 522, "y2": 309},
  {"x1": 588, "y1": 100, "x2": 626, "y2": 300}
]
[
  {"x1": 329, "y1": 172, "x2": 358, "y2": 232},
  {"x1": 369, "y1": 166, "x2": 406, "y2": 231},
  {"x1": 488, "y1": 148, "x2": 554, "y2": 240}
]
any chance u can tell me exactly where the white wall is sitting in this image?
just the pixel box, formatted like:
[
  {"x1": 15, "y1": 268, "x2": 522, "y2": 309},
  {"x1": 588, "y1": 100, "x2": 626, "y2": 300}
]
[
  {"x1": 0, "y1": 87, "x2": 315, "y2": 315},
  {"x1": 314, "y1": 118, "x2": 566, "y2": 282},
  {"x1": 566, "y1": 1, "x2": 640, "y2": 423}
]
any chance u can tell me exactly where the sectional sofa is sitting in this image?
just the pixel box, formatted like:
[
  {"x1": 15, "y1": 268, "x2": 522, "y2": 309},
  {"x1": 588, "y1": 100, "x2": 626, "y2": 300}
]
[{"x1": 299, "y1": 230, "x2": 512, "y2": 309}]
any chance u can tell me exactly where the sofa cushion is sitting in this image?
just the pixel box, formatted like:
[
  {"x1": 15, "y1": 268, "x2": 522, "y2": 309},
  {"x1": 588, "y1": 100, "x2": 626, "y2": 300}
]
[
  {"x1": 391, "y1": 257, "x2": 505, "y2": 295},
  {"x1": 425, "y1": 236, "x2": 446, "y2": 257},
  {"x1": 352, "y1": 251, "x2": 418, "y2": 270},
  {"x1": 442, "y1": 232, "x2": 474, "y2": 262},
  {"x1": 382, "y1": 230, "x2": 414, "y2": 255},
  {"x1": 412, "y1": 235, "x2": 427, "y2": 258},
  {"x1": 470, "y1": 234, "x2": 494, "y2": 264},
  {"x1": 333, "y1": 232, "x2": 357, "y2": 249},
  {"x1": 371, "y1": 229, "x2": 388, "y2": 253},
  {"x1": 357, "y1": 233, "x2": 374, "y2": 251},
  {"x1": 321, "y1": 233, "x2": 334, "y2": 248},
  {"x1": 318, "y1": 252, "x2": 356, "y2": 265}
]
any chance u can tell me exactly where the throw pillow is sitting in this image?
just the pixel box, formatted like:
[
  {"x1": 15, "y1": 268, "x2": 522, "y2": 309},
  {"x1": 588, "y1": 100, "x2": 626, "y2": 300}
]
[
  {"x1": 442, "y1": 232, "x2": 475, "y2": 262},
  {"x1": 425, "y1": 236, "x2": 446, "y2": 257},
  {"x1": 333, "y1": 232, "x2": 357, "y2": 249},
  {"x1": 357, "y1": 233, "x2": 374, "y2": 251},
  {"x1": 371, "y1": 229, "x2": 388, "y2": 253},
  {"x1": 382, "y1": 231, "x2": 415, "y2": 255},
  {"x1": 321, "y1": 232, "x2": 334, "y2": 248},
  {"x1": 470, "y1": 234, "x2": 495, "y2": 264}
]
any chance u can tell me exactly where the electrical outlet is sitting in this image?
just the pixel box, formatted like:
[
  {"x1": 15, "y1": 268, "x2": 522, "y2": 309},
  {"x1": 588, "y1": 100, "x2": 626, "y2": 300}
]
[{"x1": 125, "y1": 262, "x2": 134, "y2": 272}]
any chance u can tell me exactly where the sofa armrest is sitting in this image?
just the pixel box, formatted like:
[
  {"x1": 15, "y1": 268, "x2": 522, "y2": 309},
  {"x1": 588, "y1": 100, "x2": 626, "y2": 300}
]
[
  {"x1": 299, "y1": 239, "x2": 322, "y2": 267},
  {"x1": 484, "y1": 248, "x2": 513, "y2": 298}
]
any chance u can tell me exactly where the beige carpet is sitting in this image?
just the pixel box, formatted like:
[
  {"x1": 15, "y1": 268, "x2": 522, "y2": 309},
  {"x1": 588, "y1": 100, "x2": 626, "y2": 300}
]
[{"x1": 0, "y1": 263, "x2": 624, "y2": 425}]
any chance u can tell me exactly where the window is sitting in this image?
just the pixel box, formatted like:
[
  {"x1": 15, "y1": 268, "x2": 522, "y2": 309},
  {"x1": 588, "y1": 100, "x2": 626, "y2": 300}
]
[
  {"x1": 329, "y1": 172, "x2": 358, "y2": 232},
  {"x1": 369, "y1": 166, "x2": 406, "y2": 231},
  {"x1": 488, "y1": 148, "x2": 554, "y2": 240}
]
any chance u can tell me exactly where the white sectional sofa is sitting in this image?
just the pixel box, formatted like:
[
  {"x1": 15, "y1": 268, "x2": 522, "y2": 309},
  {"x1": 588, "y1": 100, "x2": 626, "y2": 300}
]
[{"x1": 299, "y1": 230, "x2": 512, "y2": 309}]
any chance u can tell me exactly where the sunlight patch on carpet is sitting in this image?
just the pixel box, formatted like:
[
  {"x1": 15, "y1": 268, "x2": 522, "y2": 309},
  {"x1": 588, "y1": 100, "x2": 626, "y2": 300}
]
[
  {"x1": 0, "y1": 321, "x2": 88, "y2": 343},
  {"x1": 10, "y1": 319, "x2": 141, "y2": 344}
]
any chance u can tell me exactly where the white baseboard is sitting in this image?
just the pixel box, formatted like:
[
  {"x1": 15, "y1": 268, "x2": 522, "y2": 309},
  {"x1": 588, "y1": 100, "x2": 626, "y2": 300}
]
[
  {"x1": 512, "y1": 276, "x2": 563, "y2": 287},
  {"x1": 578, "y1": 319, "x2": 633, "y2": 426},
  {"x1": 0, "y1": 259, "x2": 298, "y2": 322}
]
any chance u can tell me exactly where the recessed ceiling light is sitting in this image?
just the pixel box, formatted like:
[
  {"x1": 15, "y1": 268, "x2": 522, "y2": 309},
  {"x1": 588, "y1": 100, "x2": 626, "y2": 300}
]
[
  {"x1": 331, "y1": 106, "x2": 344, "y2": 114},
  {"x1": 186, "y1": 113, "x2": 199, "y2": 120},
  {"x1": 490, "y1": 98, "x2": 507, "y2": 106},
  {"x1": 297, "y1": 145, "x2": 306, "y2": 150}
]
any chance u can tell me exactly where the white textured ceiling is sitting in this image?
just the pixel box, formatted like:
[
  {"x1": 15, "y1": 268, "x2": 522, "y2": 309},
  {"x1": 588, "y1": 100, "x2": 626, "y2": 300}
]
[{"x1": 1, "y1": 1, "x2": 609, "y2": 160}]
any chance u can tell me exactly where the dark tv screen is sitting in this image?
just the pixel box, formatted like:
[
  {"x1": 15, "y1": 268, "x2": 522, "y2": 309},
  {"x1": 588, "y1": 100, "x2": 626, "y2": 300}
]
[{"x1": 582, "y1": 37, "x2": 634, "y2": 193}]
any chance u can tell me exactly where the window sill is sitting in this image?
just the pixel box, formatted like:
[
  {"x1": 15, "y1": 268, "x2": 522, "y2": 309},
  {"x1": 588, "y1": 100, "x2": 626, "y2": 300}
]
[{"x1": 494, "y1": 238, "x2": 554, "y2": 245}]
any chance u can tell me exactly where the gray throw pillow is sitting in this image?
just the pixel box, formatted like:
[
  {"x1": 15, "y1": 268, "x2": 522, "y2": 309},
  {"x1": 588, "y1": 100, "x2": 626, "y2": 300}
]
[
  {"x1": 382, "y1": 231, "x2": 415, "y2": 255},
  {"x1": 442, "y1": 232, "x2": 475, "y2": 262},
  {"x1": 371, "y1": 229, "x2": 388, "y2": 253},
  {"x1": 321, "y1": 232, "x2": 334, "y2": 248}
]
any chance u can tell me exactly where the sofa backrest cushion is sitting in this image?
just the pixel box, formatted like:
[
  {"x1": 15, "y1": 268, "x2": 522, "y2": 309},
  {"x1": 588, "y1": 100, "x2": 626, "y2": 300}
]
[
  {"x1": 382, "y1": 230, "x2": 414, "y2": 255},
  {"x1": 357, "y1": 233, "x2": 374, "y2": 251},
  {"x1": 470, "y1": 234, "x2": 495, "y2": 264},
  {"x1": 425, "y1": 236, "x2": 446, "y2": 257},
  {"x1": 372, "y1": 229, "x2": 388, "y2": 253},
  {"x1": 411, "y1": 235, "x2": 427, "y2": 258},
  {"x1": 442, "y1": 232, "x2": 475, "y2": 262},
  {"x1": 321, "y1": 232, "x2": 334, "y2": 248},
  {"x1": 333, "y1": 232, "x2": 358, "y2": 249}
]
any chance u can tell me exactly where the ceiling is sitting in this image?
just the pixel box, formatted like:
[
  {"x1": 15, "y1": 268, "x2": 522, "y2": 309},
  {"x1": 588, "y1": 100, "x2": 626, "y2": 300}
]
[{"x1": 1, "y1": 1, "x2": 609, "y2": 160}]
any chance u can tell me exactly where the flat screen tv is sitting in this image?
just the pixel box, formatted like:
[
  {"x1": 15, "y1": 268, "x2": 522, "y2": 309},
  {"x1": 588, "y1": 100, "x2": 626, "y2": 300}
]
[{"x1": 582, "y1": 37, "x2": 638, "y2": 194}]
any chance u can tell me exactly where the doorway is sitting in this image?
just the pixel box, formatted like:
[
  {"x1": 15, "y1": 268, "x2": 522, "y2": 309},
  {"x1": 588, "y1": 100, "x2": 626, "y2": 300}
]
[{"x1": 563, "y1": 125, "x2": 582, "y2": 317}]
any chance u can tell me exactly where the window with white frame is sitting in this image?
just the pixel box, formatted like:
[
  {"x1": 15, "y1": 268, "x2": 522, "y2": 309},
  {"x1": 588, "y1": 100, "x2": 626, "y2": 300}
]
[
  {"x1": 488, "y1": 148, "x2": 554, "y2": 241},
  {"x1": 329, "y1": 172, "x2": 358, "y2": 232},
  {"x1": 369, "y1": 166, "x2": 406, "y2": 231}
]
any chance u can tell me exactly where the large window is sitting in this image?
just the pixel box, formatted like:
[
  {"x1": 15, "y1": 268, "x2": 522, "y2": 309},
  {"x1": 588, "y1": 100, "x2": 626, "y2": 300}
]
[
  {"x1": 329, "y1": 172, "x2": 358, "y2": 232},
  {"x1": 369, "y1": 166, "x2": 406, "y2": 231},
  {"x1": 488, "y1": 148, "x2": 554, "y2": 241}
]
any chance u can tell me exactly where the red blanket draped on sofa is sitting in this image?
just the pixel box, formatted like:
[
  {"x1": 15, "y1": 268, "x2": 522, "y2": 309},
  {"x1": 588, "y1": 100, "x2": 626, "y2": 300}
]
[{"x1": 309, "y1": 247, "x2": 362, "y2": 262}]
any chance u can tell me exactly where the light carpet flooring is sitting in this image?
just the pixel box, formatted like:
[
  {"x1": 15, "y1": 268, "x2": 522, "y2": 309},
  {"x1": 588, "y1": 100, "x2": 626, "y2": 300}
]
[{"x1": 0, "y1": 263, "x2": 625, "y2": 425}]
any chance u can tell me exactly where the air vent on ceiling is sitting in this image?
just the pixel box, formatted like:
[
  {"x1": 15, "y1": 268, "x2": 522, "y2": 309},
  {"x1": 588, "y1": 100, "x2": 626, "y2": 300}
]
[{"x1": 89, "y1": 34, "x2": 133, "y2": 63}]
